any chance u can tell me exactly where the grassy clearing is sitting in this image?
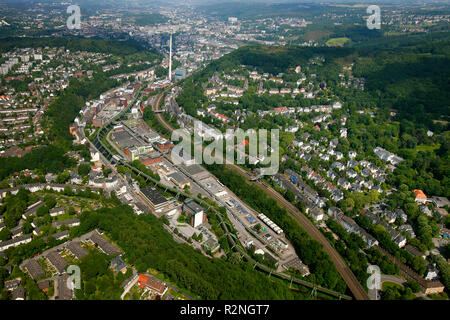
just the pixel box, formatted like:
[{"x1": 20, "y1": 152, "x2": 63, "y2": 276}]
[
  {"x1": 415, "y1": 144, "x2": 440, "y2": 153},
  {"x1": 326, "y1": 37, "x2": 351, "y2": 47},
  {"x1": 302, "y1": 30, "x2": 332, "y2": 41},
  {"x1": 382, "y1": 281, "x2": 403, "y2": 291}
]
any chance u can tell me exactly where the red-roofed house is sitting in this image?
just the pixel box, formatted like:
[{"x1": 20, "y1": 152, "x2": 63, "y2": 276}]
[
  {"x1": 274, "y1": 106, "x2": 288, "y2": 112},
  {"x1": 137, "y1": 274, "x2": 167, "y2": 296},
  {"x1": 413, "y1": 190, "x2": 427, "y2": 204},
  {"x1": 74, "y1": 71, "x2": 87, "y2": 77},
  {"x1": 216, "y1": 113, "x2": 229, "y2": 122}
]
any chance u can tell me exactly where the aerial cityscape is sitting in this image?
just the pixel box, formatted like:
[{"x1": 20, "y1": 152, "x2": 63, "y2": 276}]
[{"x1": 0, "y1": 0, "x2": 448, "y2": 310}]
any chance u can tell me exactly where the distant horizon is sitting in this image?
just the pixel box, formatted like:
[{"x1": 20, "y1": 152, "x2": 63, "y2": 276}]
[{"x1": 0, "y1": 0, "x2": 448, "y2": 4}]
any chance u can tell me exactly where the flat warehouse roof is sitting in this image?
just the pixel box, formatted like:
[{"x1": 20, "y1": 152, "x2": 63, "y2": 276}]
[
  {"x1": 167, "y1": 172, "x2": 188, "y2": 183},
  {"x1": 182, "y1": 164, "x2": 208, "y2": 177},
  {"x1": 184, "y1": 199, "x2": 204, "y2": 213},
  {"x1": 141, "y1": 187, "x2": 169, "y2": 206},
  {"x1": 112, "y1": 130, "x2": 141, "y2": 148}
]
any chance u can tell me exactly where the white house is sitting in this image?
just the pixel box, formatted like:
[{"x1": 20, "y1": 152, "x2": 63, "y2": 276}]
[
  {"x1": 332, "y1": 102, "x2": 342, "y2": 109},
  {"x1": 50, "y1": 207, "x2": 65, "y2": 217}
]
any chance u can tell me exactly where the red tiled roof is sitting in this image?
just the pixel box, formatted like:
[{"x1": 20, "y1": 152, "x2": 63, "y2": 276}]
[
  {"x1": 137, "y1": 274, "x2": 166, "y2": 295},
  {"x1": 217, "y1": 113, "x2": 228, "y2": 120},
  {"x1": 413, "y1": 189, "x2": 427, "y2": 199}
]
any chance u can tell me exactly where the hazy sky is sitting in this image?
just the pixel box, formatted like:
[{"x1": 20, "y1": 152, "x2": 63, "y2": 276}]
[{"x1": 0, "y1": 0, "x2": 445, "y2": 6}]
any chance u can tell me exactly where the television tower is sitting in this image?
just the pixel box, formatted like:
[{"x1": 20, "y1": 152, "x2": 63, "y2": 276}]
[{"x1": 168, "y1": 33, "x2": 173, "y2": 82}]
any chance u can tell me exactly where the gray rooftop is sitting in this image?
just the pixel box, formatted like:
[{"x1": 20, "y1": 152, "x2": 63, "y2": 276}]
[
  {"x1": 182, "y1": 164, "x2": 208, "y2": 177},
  {"x1": 23, "y1": 259, "x2": 45, "y2": 279},
  {"x1": 66, "y1": 241, "x2": 88, "y2": 259},
  {"x1": 89, "y1": 231, "x2": 122, "y2": 256},
  {"x1": 140, "y1": 187, "x2": 169, "y2": 206},
  {"x1": 46, "y1": 251, "x2": 68, "y2": 274}
]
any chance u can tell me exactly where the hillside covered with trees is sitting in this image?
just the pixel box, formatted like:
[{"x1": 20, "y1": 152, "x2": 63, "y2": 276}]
[{"x1": 73, "y1": 205, "x2": 312, "y2": 300}]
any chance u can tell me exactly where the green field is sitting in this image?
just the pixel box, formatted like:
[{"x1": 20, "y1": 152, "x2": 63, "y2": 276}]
[
  {"x1": 382, "y1": 281, "x2": 404, "y2": 291},
  {"x1": 132, "y1": 13, "x2": 169, "y2": 26},
  {"x1": 415, "y1": 144, "x2": 440, "y2": 153},
  {"x1": 326, "y1": 37, "x2": 351, "y2": 47},
  {"x1": 302, "y1": 30, "x2": 332, "y2": 41}
]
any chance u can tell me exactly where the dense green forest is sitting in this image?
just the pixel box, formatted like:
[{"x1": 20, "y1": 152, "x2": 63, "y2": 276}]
[
  {"x1": 75, "y1": 249, "x2": 130, "y2": 300},
  {"x1": 186, "y1": 45, "x2": 352, "y2": 81},
  {"x1": 72, "y1": 205, "x2": 311, "y2": 300},
  {"x1": 44, "y1": 73, "x2": 119, "y2": 148},
  {"x1": 198, "y1": 2, "x2": 362, "y2": 21},
  {"x1": 353, "y1": 35, "x2": 450, "y2": 128},
  {"x1": 0, "y1": 145, "x2": 75, "y2": 182},
  {"x1": 0, "y1": 37, "x2": 157, "y2": 57}
]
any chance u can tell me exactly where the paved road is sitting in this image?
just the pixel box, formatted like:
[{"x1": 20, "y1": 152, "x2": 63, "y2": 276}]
[
  {"x1": 121, "y1": 274, "x2": 139, "y2": 300},
  {"x1": 151, "y1": 92, "x2": 369, "y2": 300},
  {"x1": 368, "y1": 288, "x2": 379, "y2": 300},
  {"x1": 368, "y1": 274, "x2": 406, "y2": 300},
  {"x1": 381, "y1": 274, "x2": 406, "y2": 286}
]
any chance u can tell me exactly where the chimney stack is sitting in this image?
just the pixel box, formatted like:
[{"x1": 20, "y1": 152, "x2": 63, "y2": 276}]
[{"x1": 169, "y1": 33, "x2": 172, "y2": 82}]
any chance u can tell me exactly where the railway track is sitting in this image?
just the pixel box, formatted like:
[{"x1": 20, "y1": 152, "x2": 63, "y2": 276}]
[
  {"x1": 225, "y1": 164, "x2": 369, "y2": 300},
  {"x1": 150, "y1": 91, "x2": 369, "y2": 300},
  {"x1": 251, "y1": 172, "x2": 369, "y2": 300}
]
